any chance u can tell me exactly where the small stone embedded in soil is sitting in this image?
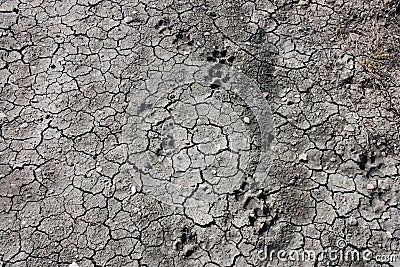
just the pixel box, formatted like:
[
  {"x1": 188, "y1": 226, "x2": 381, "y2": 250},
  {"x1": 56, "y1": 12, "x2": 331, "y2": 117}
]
[
  {"x1": 387, "y1": 231, "x2": 393, "y2": 239},
  {"x1": 299, "y1": 153, "x2": 308, "y2": 162},
  {"x1": 124, "y1": 16, "x2": 133, "y2": 23},
  {"x1": 349, "y1": 32, "x2": 360, "y2": 41},
  {"x1": 367, "y1": 183, "x2": 376, "y2": 190},
  {"x1": 344, "y1": 125, "x2": 355, "y2": 132}
]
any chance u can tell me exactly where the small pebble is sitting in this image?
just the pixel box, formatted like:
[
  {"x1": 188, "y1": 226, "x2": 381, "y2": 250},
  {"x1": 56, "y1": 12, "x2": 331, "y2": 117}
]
[
  {"x1": 387, "y1": 231, "x2": 393, "y2": 239},
  {"x1": 344, "y1": 125, "x2": 355, "y2": 132},
  {"x1": 299, "y1": 153, "x2": 308, "y2": 162},
  {"x1": 20, "y1": 123, "x2": 28, "y2": 128},
  {"x1": 349, "y1": 32, "x2": 360, "y2": 41},
  {"x1": 124, "y1": 16, "x2": 133, "y2": 23},
  {"x1": 243, "y1": 117, "x2": 250, "y2": 124},
  {"x1": 366, "y1": 183, "x2": 376, "y2": 190}
]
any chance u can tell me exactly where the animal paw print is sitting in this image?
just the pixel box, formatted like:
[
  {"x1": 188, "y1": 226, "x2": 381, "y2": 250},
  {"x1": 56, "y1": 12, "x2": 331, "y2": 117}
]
[
  {"x1": 172, "y1": 31, "x2": 194, "y2": 47},
  {"x1": 206, "y1": 47, "x2": 236, "y2": 65},
  {"x1": 172, "y1": 30, "x2": 194, "y2": 54},
  {"x1": 155, "y1": 18, "x2": 173, "y2": 34},
  {"x1": 155, "y1": 18, "x2": 194, "y2": 53}
]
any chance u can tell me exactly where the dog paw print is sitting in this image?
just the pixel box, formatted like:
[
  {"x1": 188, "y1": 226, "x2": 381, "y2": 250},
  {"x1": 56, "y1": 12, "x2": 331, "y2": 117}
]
[
  {"x1": 206, "y1": 47, "x2": 236, "y2": 65},
  {"x1": 155, "y1": 18, "x2": 173, "y2": 34},
  {"x1": 155, "y1": 18, "x2": 194, "y2": 53},
  {"x1": 172, "y1": 31, "x2": 194, "y2": 53}
]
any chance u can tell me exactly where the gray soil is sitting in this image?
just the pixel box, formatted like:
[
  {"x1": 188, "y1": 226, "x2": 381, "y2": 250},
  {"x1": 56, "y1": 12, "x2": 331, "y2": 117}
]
[{"x1": 0, "y1": 0, "x2": 399, "y2": 266}]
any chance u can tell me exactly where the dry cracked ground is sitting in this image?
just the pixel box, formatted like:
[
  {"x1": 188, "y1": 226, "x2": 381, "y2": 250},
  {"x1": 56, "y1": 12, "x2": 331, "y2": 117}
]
[{"x1": 1, "y1": 0, "x2": 400, "y2": 266}]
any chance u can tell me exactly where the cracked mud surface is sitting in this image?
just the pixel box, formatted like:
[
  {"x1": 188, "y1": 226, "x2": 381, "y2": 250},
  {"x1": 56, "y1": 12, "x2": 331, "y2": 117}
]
[{"x1": 0, "y1": 0, "x2": 399, "y2": 266}]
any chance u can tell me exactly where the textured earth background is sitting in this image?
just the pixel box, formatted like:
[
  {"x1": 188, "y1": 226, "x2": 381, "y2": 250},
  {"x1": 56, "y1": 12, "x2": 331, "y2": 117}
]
[{"x1": 0, "y1": 0, "x2": 400, "y2": 266}]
